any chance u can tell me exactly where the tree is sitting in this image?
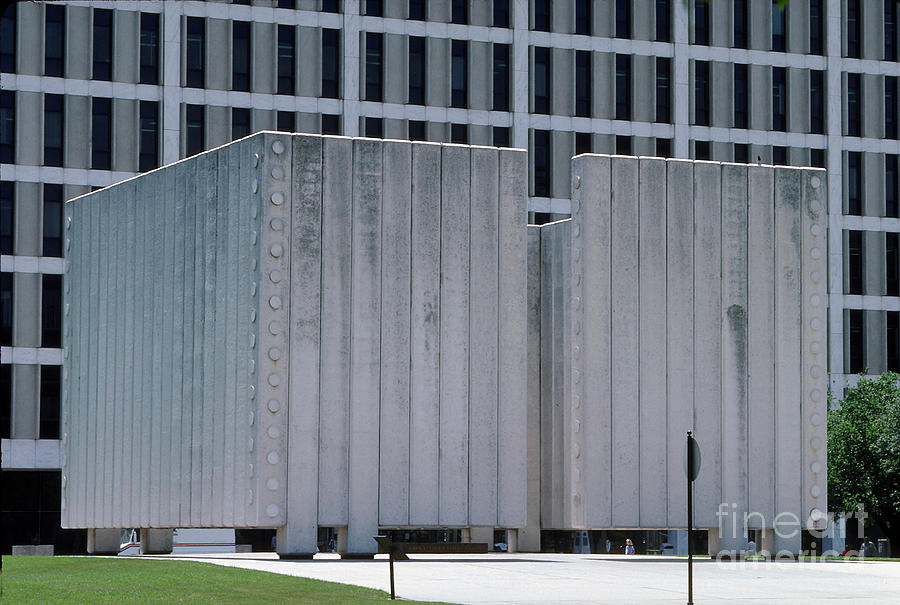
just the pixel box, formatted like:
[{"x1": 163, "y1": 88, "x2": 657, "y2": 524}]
[{"x1": 828, "y1": 373, "x2": 900, "y2": 552}]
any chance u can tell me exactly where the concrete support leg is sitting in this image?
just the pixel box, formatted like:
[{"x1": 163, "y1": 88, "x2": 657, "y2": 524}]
[
  {"x1": 460, "y1": 528, "x2": 472, "y2": 543},
  {"x1": 759, "y1": 529, "x2": 776, "y2": 559},
  {"x1": 140, "y1": 529, "x2": 173, "y2": 555},
  {"x1": 470, "y1": 526, "x2": 493, "y2": 549},
  {"x1": 716, "y1": 507, "x2": 748, "y2": 558},
  {"x1": 774, "y1": 528, "x2": 801, "y2": 559},
  {"x1": 518, "y1": 524, "x2": 541, "y2": 553},
  {"x1": 87, "y1": 528, "x2": 121, "y2": 555},
  {"x1": 707, "y1": 529, "x2": 721, "y2": 558},
  {"x1": 506, "y1": 529, "x2": 518, "y2": 553},
  {"x1": 276, "y1": 523, "x2": 317, "y2": 559},
  {"x1": 338, "y1": 524, "x2": 375, "y2": 559}
]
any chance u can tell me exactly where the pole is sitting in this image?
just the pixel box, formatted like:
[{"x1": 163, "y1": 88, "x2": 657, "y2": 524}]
[
  {"x1": 389, "y1": 551, "x2": 396, "y2": 600},
  {"x1": 687, "y1": 431, "x2": 694, "y2": 605}
]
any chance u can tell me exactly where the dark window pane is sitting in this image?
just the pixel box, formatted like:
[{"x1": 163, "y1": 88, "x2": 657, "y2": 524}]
[
  {"x1": 848, "y1": 231, "x2": 864, "y2": 294},
  {"x1": 887, "y1": 76, "x2": 898, "y2": 139},
  {"x1": 277, "y1": 0, "x2": 296, "y2": 8},
  {"x1": 733, "y1": 0, "x2": 748, "y2": 48},
  {"x1": 694, "y1": 61, "x2": 709, "y2": 125},
  {"x1": 575, "y1": 132, "x2": 591, "y2": 156},
  {"x1": 493, "y1": 126, "x2": 509, "y2": 147},
  {"x1": 533, "y1": 47, "x2": 550, "y2": 114},
  {"x1": 888, "y1": 311, "x2": 900, "y2": 371},
  {"x1": 694, "y1": 140, "x2": 709, "y2": 160},
  {"x1": 887, "y1": 0, "x2": 898, "y2": 60},
  {"x1": 848, "y1": 309, "x2": 865, "y2": 373},
  {"x1": 43, "y1": 185, "x2": 62, "y2": 258},
  {"x1": 232, "y1": 107, "x2": 250, "y2": 140},
  {"x1": 277, "y1": 25, "x2": 296, "y2": 95},
  {"x1": 0, "y1": 273, "x2": 11, "y2": 346},
  {"x1": 408, "y1": 120, "x2": 426, "y2": 141},
  {"x1": 277, "y1": 111, "x2": 294, "y2": 133},
  {"x1": 92, "y1": 9, "x2": 112, "y2": 81},
  {"x1": 41, "y1": 275, "x2": 61, "y2": 348},
  {"x1": 493, "y1": 44, "x2": 509, "y2": 111},
  {"x1": 694, "y1": 0, "x2": 709, "y2": 45},
  {"x1": 772, "y1": 66, "x2": 787, "y2": 131},
  {"x1": 186, "y1": 17, "x2": 205, "y2": 88},
  {"x1": 185, "y1": 104, "x2": 205, "y2": 157},
  {"x1": 0, "y1": 365, "x2": 10, "y2": 438},
  {"x1": 450, "y1": 123, "x2": 467, "y2": 144},
  {"x1": 91, "y1": 98, "x2": 111, "y2": 170},
  {"x1": 773, "y1": 146, "x2": 788, "y2": 165},
  {"x1": 615, "y1": 54, "x2": 631, "y2": 121},
  {"x1": 322, "y1": 114, "x2": 341, "y2": 135},
  {"x1": 847, "y1": 0, "x2": 860, "y2": 58},
  {"x1": 409, "y1": 0, "x2": 426, "y2": 20},
  {"x1": 452, "y1": 0, "x2": 467, "y2": 24},
  {"x1": 656, "y1": 0, "x2": 669, "y2": 42},
  {"x1": 575, "y1": 0, "x2": 591, "y2": 35},
  {"x1": 575, "y1": 50, "x2": 591, "y2": 117},
  {"x1": 451, "y1": 40, "x2": 467, "y2": 108},
  {"x1": 322, "y1": 29, "x2": 340, "y2": 98},
  {"x1": 616, "y1": 135, "x2": 632, "y2": 155},
  {"x1": 43, "y1": 94, "x2": 64, "y2": 167},
  {"x1": 848, "y1": 152, "x2": 862, "y2": 215},
  {"x1": 493, "y1": 0, "x2": 509, "y2": 27},
  {"x1": 365, "y1": 33, "x2": 383, "y2": 102},
  {"x1": 45, "y1": 4, "x2": 65, "y2": 77},
  {"x1": 0, "y1": 182, "x2": 12, "y2": 255},
  {"x1": 39, "y1": 366, "x2": 60, "y2": 439},
  {"x1": 734, "y1": 143, "x2": 749, "y2": 163},
  {"x1": 322, "y1": 0, "x2": 340, "y2": 12},
  {"x1": 847, "y1": 73, "x2": 861, "y2": 136},
  {"x1": 810, "y1": 0, "x2": 824, "y2": 55},
  {"x1": 1, "y1": 3, "x2": 16, "y2": 73},
  {"x1": 616, "y1": 0, "x2": 631, "y2": 38},
  {"x1": 365, "y1": 117, "x2": 382, "y2": 138},
  {"x1": 534, "y1": 0, "x2": 549, "y2": 31},
  {"x1": 656, "y1": 138, "x2": 672, "y2": 158},
  {"x1": 409, "y1": 36, "x2": 426, "y2": 105},
  {"x1": 734, "y1": 63, "x2": 748, "y2": 128},
  {"x1": 366, "y1": 0, "x2": 382, "y2": 17},
  {"x1": 533, "y1": 130, "x2": 550, "y2": 197},
  {"x1": 888, "y1": 233, "x2": 900, "y2": 296},
  {"x1": 232, "y1": 21, "x2": 251, "y2": 91},
  {"x1": 810, "y1": 148, "x2": 826, "y2": 168},
  {"x1": 810, "y1": 70, "x2": 825, "y2": 134},
  {"x1": 140, "y1": 13, "x2": 160, "y2": 85},
  {"x1": 656, "y1": 57, "x2": 670, "y2": 123},
  {"x1": 0, "y1": 90, "x2": 14, "y2": 164},
  {"x1": 887, "y1": 155, "x2": 899, "y2": 217},
  {"x1": 139, "y1": 101, "x2": 159, "y2": 172},
  {"x1": 772, "y1": 0, "x2": 786, "y2": 51}
]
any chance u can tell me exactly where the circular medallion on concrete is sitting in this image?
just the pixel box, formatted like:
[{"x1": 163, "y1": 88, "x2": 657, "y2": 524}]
[
  {"x1": 267, "y1": 477, "x2": 279, "y2": 491},
  {"x1": 271, "y1": 218, "x2": 284, "y2": 231},
  {"x1": 810, "y1": 318, "x2": 822, "y2": 331},
  {"x1": 811, "y1": 461, "x2": 821, "y2": 473},
  {"x1": 810, "y1": 388, "x2": 822, "y2": 401},
  {"x1": 271, "y1": 191, "x2": 285, "y2": 205},
  {"x1": 267, "y1": 425, "x2": 281, "y2": 439},
  {"x1": 810, "y1": 437, "x2": 822, "y2": 450},
  {"x1": 267, "y1": 451, "x2": 280, "y2": 465},
  {"x1": 268, "y1": 320, "x2": 282, "y2": 335},
  {"x1": 272, "y1": 140, "x2": 285, "y2": 155},
  {"x1": 267, "y1": 373, "x2": 281, "y2": 387},
  {"x1": 811, "y1": 413, "x2": 822, "y2": 426},
  {"x1": 266, "y1": 504, "x2": 279, "y2": 518},
  {"x1": 267, "y1": 398, "x2": 281, "y2": 413},
  {"x1": 810, "y1": 247, "x2": 821, "y2": 259},
  {"x1": 271, "y1": 167, "x2": 285, "y2": 180},
  {"x1": 270, "y1": 269, "x2": 282, "y2": 283},
  {"x1": 270, "y1": 243, "x2": 283, "y2": 258},
  {"x1": 810, "y1": 223, "x2": 821, "y2": 236},
  {"x1": 810, "y1": 293, "x2": 821, "y2": 307},
  {"x1": 810, "y1": 364, "x2": 823, "y2": 378},
  {"x1": 811, "y1": 270, "x2": 821, "y2": 283},
  {"x1": 268, "y1": 347, "x2": 281, "y2": 361},
  {"x1": 269, "y1": 295, "x2": 282, "y2": 310},
  {"x1": 810, "y1": 176, "x2": 821, "y2": 189},
  {"x1": 811, "y1": 485, "x2": 821, "y2": 497}
]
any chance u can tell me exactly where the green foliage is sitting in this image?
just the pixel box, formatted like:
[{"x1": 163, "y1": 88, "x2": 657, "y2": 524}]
[
  {"x1": 0, "y1": 556, "x2": 452, "y2": 605},
  {"x1": 828, "y1": 373, "x2": 900, "y2": 537}
]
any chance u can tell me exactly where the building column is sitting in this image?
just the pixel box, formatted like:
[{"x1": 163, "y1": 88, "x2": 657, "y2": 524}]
[
  {"x1": 276, "y1": 523, "x2": 317, "y2": 559},
  {"x1": 140, "y1": 528, "x2": 173, "y2": 554},
  {"x1": 86, "y1": 528, "x2": 121, "y2": 555}
]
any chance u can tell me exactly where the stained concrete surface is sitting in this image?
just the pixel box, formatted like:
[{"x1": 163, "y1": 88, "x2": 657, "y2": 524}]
[{"x1": 147, "y1": 552, "x2": 900, "y2": 604}]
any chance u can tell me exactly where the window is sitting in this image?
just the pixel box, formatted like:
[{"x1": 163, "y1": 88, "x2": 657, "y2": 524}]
[
  {"x1": 232, "y1": 21, "x2": 251, "y2": 91},
  {"x1": 810, "y1": 70, "x2": 825, "y2": 134},
  {"x1": 0, "y1": 182, "x2": 12, "y2": 255},
  {"x1": 450, "y1": 123, "x2": 467, "y2": 144},
  {"x1": 772, "y1": 67, "x2": 787, "y2": 131},
  {"x1": 694, "y1": 140, "x2": 710, "y2": 160},
  {"x1": 772, "y1": 0, "x2": 786, "y2": 51},
  {"x1": 0, "y1": 90, "x2": 13, "y2": 163},
  {"x1": 656, "y1": 138, "x2": 672, "y2": 158},
  {"x1": 409, "y1": 0, "x2": 426, "y2": 20},
  {"x1": 534, "y1": 0, "x2": 550, "y2": 31},
  {"x1": 41, "y1": 275, "x2": 61, "y2": 348},
  {"x1": 733, "y1": 0, "x2": 748, "y2": 48},
  {"x1": 848, "y1": 309, "x2": 865, "y2": 373},
  {"x1": 233, "y1": 0, "x2": 251, "y2": 4},
  {"x1": 493, "y1": 44, "x2": 510, "y2": 111},
  {"x1": 887, "y1": 155, "x2": 899, "y2": 217},
  {"x1": 494, "y1": 0, "x2": 509, "y2": 27},
  {"x1": 810, "y1": 148, "x2": 826, "y2": 168},
  {"x1": 575, "y1": 0, "x2": 591, "y2": 35},
  {"x1": 451, "y1": 40, "x2": 467, "y2": 108},
  {"x1": 656, "y1": 0, "x2": 670, "y2": 42},
  {"x1": 277, "y1": 25, "x2": 296, "y2": 95},
  {"x1": 656, "y1": 57, "x2": 670, "y2": 123},
  {"x1": 533, "y1": 130, "x2": 550, "y2": 197},
  {"x1": 615, "y1": 54, "x2": 631, "y2": 121},
  {"x1": 139, "y1": 101, "x2": 159, "y2": 172},
  {"x1": 277, "y1": 111, "x2": 294, "y2": 133},
  {"x1": 887, "y1": 0, "x2": 898, "y2": 61},
  {"x1": 322, "y1": 29, "x2": 340, "y2": 98},
  {"x1": 534, "y1": 47, "x2": 550, "y2": 114},
  {"x1": 888, "y1": 232, "x2": 900, "y2": 295},
  {"x1": 810, "y1": 0, "x2": 824, "y2": 55},
  {"x1": 43, "y1": 185, "x2": 62, "y2": 257},
  {"x1": 408, "y1": 120, "x2": 426, "y2": 141},
  {"x1": 575, "y1": 51, "x2": 591, "y2": 118},
  {"x1": 186, "y1": 17, "x2": 205, "y2": 88},
  {"x1": 493, "y1": 126, "x2": 509, "y2": 147},
  {"x1": 365, "y1": 117, "x2": 383, "y2": 138},
  {"x1": 734, "y1": 64, "x2": 748, "y2": 128},
  {"x1": 232, "y1": 108, "x2": 250, "y2": 140},
  {"x1": 773, "y1": 146, "x2": 788, "y2": 165},
  {"x1": 694, "y1": 61, "x2": 709, "y2": 126},
  {"x1": 575, "y1": 132, "x2": 591, "y2": 155},
  {"x1": 847, "y1": 73, "x2": 861, "y2": 137},
  {"x1": 1, "y1": 365, "x2": 9, "y2": 438},
  {"x1": 365, "y1": 33, "x2": 383, "y2": 102},
  {"x1": 847, "y1": 0, "x2": 860, "y2": 58},
  {"x1": 617, "y1": 136, "x2": 632, "y2": 156},
  {"x1": 734, "y1": 143, "x2": 749, "y2": 163},
  {"x1": 39, "y1": 366, "x2": 60, "y2": 439},
  {"x1": 92, "y1": 9, "x2": 112, "y2": 80},
  {"x1": 1, "y1": 3, "x2": 16, "y2": 73},
  {"x1": 616, "y1": 0, "x2": 630, "y2": 39},
  {"x1": 91, "y1": 98, "x2": 111, "y2": 170},
  {"x1": 277, "y1": 0, "x2": 296, "y2": 7},
  {"x1": 889, "y1": 311, "x2": 900, "y2": 371},
  {"x1": 452, "y1": 0, "x2": 467, "y2": 24},
  {"x1": 848, "y1": 152, "x2": 862, "y2": 215},
  {"x1": 45, "y1": 4, "x2": 65, "y2": 77},
  {"x1": 409, "y1": 36, "x2": 426, "y2": 105},
  {"x1": 848, "y1": 231, "x2": 864, "y2": 294},
  {"x1": 322, "y1": 0, "x2": 340, "y2": 13},
  {"x1": 0, "y1": 273, "x2": 11, "y2": 345},
  {"x1": 185, "y1": 104, "x2": 205, "y2": 157},
  {"x1": 43, "y1": 94, "x2": 64, "y2": 167},
  {"x1": 140, "y1": 13, "x2": 160, "y2": 85},
  {"x1": 694, "y1": 0, "x2": 709, "y2": 45},
  {"x1": 365, "y1": 0, "x2": 382, "y2": 17},
  {"x1": 887, "y1": 77, "x2": 898, "y2": 139},
  {"x1": 322, "y1": 114, "x2": 341, "y2": 135}
]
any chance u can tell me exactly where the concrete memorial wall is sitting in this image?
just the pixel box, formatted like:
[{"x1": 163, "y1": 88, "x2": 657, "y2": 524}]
[
  {"x1": 532, "y1": 155, "x2": 828, "y2": 554},
  {"x1": 62, "y1": 132, "x2": 528, "y2": 556}
]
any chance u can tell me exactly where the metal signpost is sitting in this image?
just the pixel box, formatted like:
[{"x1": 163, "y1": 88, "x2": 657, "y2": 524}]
[
  {"x1": 686, "y1": 431, "x2": 701, "y2": 605},
  {"x1": 374, "y1": 535, "x2": 410, "y2": 600}
]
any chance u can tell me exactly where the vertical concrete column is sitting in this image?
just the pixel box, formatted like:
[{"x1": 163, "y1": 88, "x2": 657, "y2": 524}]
[
  {"x1": 671, "y1": 0, "x2": 690, "y2": 157},
  {"x1": 520, "y1": 227, "x2": 542, "y2": 553},
  {"x1": 140, "y1": 529, "x2": 173, "y2": 555},
  {"x1": 511, "y1": 0, "x2": 530, "y2": 150},
  {"x1": 161, "y1": 3, "x2": 183, "y2": 164},
  {"x1": 87, "y1": 528, "x2": 121, "y2": 555},
  {"x1": 342, "y1": 0, "x2": 361, "y2": 136},
  {"x1": 469, "y1": 527, "x2": 493, "y2": 547},
  {"x1": 826, "y1": 0, "x2": 845, "y2": 386}
]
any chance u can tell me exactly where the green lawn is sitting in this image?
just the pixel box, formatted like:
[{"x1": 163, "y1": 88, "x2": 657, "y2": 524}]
[{"x1": 0, "y1": 556, "x2": 451, "y2": 604}]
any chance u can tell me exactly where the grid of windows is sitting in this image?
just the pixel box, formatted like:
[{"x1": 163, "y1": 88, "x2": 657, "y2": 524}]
[
  {"x1": 847, "y1": 73, "x2": 861, "y2": 137},
  {"x1": 322, "y1": 29, "x2": 340, "y2": 98},
  {"x1": 185, "y1": 104, "x2": 205, "y2": 157},
  {"x1": 365, "y1": 0, "x2": 382, "y2": 17},
  {"x1": 810, "y1": 0, "x2": 824, "y2": 55},
  {"x1": 277, "y1": 25, "x2": 295, "y2": 96},
  {"x1": 451, "y1": 40, "x2": 467, "y2": 108},
  {"x1": 575, "y1": 51, "x2": 591, "y2": 118},
  {"x1": 694, "y1": 61, "x2": 709, "y2": 126},
  {"x1": 43, "y1": 95, "x2": 64, "y2": 167},
  {"x1": 44, "y1": 4, "x2": 65, "y2": 77},
  {"x1": 233, "y1": 21, "x2": 251, "y2": 92},
  {"x1": 772, "y1": 67, "x2": 787, "y2": 132},
  {"x1": 615, "y1": 54, "x2": 631, "y2": 121},
  {"x1": 322, "y1": 114, "x2": 341, "y2": 135},
  {"x1": 616, "y1": 135, "x2": 632, "y2": 156},
  {"x1": 39, "y1": 366, "x2": 60, "y2": 439},
  {"x1": 533, "y1": 47, "x2": 550, "y2": 114},
  {"x1": 450, "y1": 123, "x2": 467, "y2": 144},
  {"x1": 534, "y1": 0, "x2": 550, "y2": 32},
  {"x1": 408, "y1": 120, "x2": 426, "y2": 141},
  {"x1": 656, "y1": 138, "x2": 672, "y2": 159},
  {"x1": 887, "y1": 0, "x2": 898, "y2": 61},
  {"x1": 848, "y1": 309, "x2": 865, "y2": 373},
  {"x1": 656, "y1": 58, "x2": 670, "y2": 123},
  {"x1": 43, "y1": 185, "x2": 63, "y2": 258},
  {"x1": 92, "y1": 9, "x2": 113, "y2": 81},
  {"x1": 493, "y1": 44, "x2": 509, "y2": 112},
  {"x1": 232, "y1": 107, "x2": 250, "y2": 140},
  {"x1": 139, "y1": 101, "x2": 159, "y2": 172},
  {"x1": 848, "y1": 152, "x2": 862, "y2": 215},
  {"x1": 734, "y1": 64, "x2": 748, "y2": 129},
  {"x1": 91, "y1": 98, "x2": 112, "y2": 170},
  {"x1": 694, "y1": 140, "x2": 709, "y2": 160},
  {"x1": 451, "y1": 0, "x2": 467, "y2": 25},
  {"x1": 575, "y1": 0, "x2": 591, "y2": 36},
  {"x1": 810, "y1": 70, "x2": 825, "y2": 134},
  {"x1": 888, "y1": 232, "x2": 900, "y2": 296},
  {"x1": 533, "y1": 130, "x2": 550, "y2": 197},
  {"x1": 365, "y1": 33, "x2": 383, "y2": 102},
  {"x1": 277, "y1": 111, "x2": 295, "y2": 133},
  {"x1": 616, "y1": 0, "x2": 630, "y2": 39},
  {"x1": 140, "y1": 13, "x2": 160, "y2": 85},
  {"x1": 847, "y1": 0, "x2": 860, "y2": 58},
  {"x1": 494, "y1": 0, "x2": 509, "y2": 28},
  {"x1": 656, "y1": 0, "x2": 670, "y2": 42},
  {"x1": 409, "y1": 0, "x2": 426, "y2": 21},
  {"x1": 771, "y1": 0, "x2": 786, "y2": 52},
  {"x1": 365, "y1": 117, "x2": 383, "y2": 138},
  {"x1": 847, "y1": 230, "x2": 864, "y2": 294},
  {"x1": 409, "y1": 37, "x2": 426, "y2": 106},
  {"x1": 1, "y1": 3, "x2": 15, "y2": 73},
  {"x1": 575, "y1": 132, "x2": 592, "y2": 156},
  {"x1": 186, "y1": 17, "x2": 205, "y2": 88},
  {"x1": 41, "y1": 274, "x2": 61, "y2": 348},
  {"x1": 733, "y1": 0, "x2": 748, "y2": 49},
  {"x1": 734, "y1": 143, "x2": 749, "y2": 163},
  {"x1": 694, "y1": 1, "x2": 709, "y2": 45},
  {"x1": 493, "y1": 126, "x2": 510, "y2": 148}
]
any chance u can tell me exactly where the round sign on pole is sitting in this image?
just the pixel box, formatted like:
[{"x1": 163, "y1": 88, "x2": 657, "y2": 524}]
[{"x1": 685, "y1": 436, "x2": 701, "y2": 481}]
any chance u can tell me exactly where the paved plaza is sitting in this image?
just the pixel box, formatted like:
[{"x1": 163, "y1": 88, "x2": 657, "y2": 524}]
[{"x1": 150, "y1": 552, "x2": 900, "y2": 604}]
